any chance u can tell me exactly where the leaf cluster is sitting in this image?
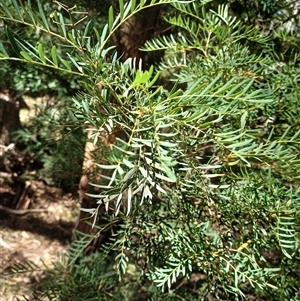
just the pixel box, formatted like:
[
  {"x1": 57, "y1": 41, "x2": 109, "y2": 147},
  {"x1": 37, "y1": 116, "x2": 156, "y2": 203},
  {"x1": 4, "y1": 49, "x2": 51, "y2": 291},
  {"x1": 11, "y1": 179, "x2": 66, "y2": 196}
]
[{"x1": 1, "y1": 0, "x2": 300, "y2": 300}]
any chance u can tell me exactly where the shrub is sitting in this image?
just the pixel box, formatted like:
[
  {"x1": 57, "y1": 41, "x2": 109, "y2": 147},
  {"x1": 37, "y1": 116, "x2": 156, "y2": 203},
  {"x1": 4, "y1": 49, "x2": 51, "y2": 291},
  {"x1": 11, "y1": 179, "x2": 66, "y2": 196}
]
[{"x1": 1, "y1": 0, "x2": 300, "y2": 300}]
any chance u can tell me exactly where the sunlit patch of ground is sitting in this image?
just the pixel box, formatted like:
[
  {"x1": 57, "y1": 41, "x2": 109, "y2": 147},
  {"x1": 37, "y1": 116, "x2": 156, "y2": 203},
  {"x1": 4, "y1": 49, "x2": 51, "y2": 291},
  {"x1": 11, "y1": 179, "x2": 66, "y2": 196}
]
[{"x1": 0, "y1": 180, "x2": 79, "y2": 301}]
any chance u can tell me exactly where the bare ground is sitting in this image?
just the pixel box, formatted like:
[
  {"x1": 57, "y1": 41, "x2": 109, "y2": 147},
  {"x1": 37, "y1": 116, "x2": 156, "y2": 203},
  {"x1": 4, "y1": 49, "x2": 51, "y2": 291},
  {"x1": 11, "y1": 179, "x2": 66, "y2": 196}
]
[{"x1": 0, "y1": 180, "x2": 79, "y2": 301}]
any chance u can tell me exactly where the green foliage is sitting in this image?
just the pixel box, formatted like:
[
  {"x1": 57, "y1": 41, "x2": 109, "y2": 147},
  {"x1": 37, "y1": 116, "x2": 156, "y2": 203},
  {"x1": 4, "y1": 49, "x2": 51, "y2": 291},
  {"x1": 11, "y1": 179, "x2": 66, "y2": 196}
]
[
  {"x1": 0, "y1": 1, "x2": 80, "y2": 97},
  {"x1": 1, "y1": 0, "x2": 300, "y2": 300},
  {"x1": 12, "y1": 97, "x2": 85, "y2": 190}
]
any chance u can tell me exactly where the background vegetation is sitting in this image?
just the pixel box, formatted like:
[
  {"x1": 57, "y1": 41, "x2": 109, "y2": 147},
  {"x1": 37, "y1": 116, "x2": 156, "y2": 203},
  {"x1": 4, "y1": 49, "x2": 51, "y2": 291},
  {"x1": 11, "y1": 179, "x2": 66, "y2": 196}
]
[{"x1": 1, "y1": 0, "x2": 300, "y2": 300}]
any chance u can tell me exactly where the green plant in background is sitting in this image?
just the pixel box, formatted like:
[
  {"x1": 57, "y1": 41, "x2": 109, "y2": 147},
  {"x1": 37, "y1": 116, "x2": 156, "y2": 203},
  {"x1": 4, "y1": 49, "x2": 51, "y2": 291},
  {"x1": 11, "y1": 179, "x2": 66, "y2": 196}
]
[
  {"x1": 13, "y1": 99, "x2": 86, "y2": 190},
  {"x1": 0, "y1": 0, "x2": 85, "y2": 187},
  {"x1": 1, "y1": 0, "x2": 300, "y2": 300}
]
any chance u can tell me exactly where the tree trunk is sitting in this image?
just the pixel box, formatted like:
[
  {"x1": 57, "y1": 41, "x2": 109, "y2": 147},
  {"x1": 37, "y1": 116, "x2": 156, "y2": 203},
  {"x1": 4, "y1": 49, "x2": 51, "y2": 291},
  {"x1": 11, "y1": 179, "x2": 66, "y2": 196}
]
[
  {"x1": 74, "y1": 6, "x2": 163, "y2": 254},
  {"x1": 0, "y1": 91, "x2": 22, "y2": 146},
  {"x1": 0, "y1": 91, "x2": 30, "y2": 211}
]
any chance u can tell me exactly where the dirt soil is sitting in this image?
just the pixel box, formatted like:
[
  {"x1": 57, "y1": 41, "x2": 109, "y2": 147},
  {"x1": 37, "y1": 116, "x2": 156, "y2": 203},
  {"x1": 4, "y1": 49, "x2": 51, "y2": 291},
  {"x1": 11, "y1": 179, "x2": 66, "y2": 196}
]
[{"x1": 0, "y1": 180, "x2": 79, "y2": 301}]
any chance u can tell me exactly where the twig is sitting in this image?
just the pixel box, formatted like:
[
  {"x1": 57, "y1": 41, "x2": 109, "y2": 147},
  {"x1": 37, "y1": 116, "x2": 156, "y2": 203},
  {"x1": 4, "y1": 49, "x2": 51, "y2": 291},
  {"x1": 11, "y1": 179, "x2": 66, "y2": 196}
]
[{"x1": 0, "y1": 205, "x2": 48, "y2": 216}]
